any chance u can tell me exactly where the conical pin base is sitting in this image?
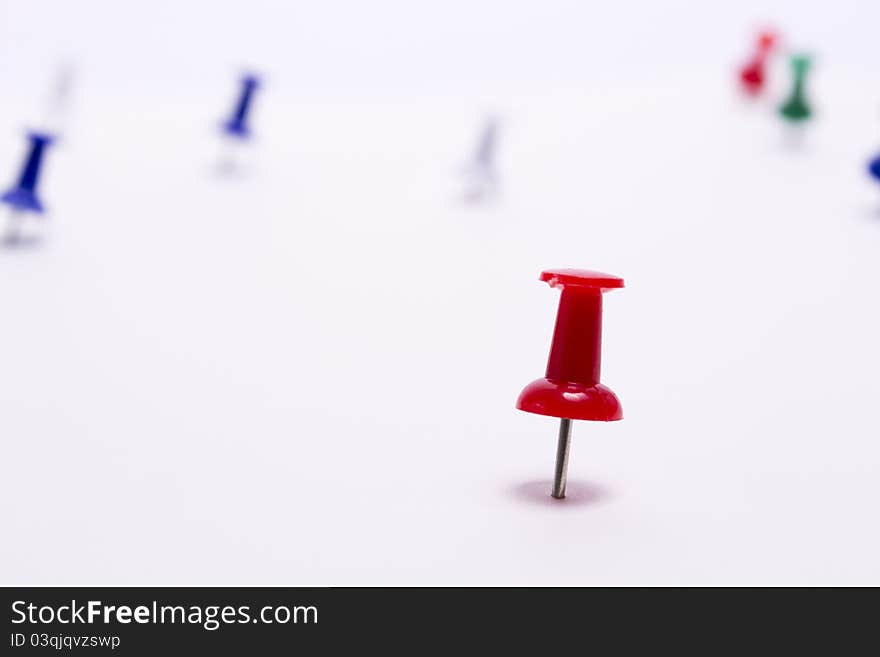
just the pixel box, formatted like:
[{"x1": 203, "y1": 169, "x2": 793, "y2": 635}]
[
  {"x1": 780, "y1": 98, "x2": 811, "y2": 122},
  {"x1": 1, "y1": 188, "x2": 44, "y2": 214}
]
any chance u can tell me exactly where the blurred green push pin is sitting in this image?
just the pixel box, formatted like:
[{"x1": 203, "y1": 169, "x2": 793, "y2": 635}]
[{"x1": 779, "y1": 55, "x2": 812, "y2": 122}]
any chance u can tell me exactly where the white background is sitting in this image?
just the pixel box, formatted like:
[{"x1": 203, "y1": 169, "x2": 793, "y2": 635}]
[{"x1": 1, "y1": 1, "x2": 879, "y2": 584}]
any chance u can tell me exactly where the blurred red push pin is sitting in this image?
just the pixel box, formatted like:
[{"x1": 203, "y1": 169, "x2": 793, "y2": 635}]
[
  {"x1": 739, "y1": 30, "x2": 778, "y2": 95},
  {"x1": 517, "y1": 269, "x2": 624, "y2": 499}
]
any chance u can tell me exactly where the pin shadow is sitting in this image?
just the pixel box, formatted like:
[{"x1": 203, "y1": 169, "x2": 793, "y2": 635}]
[
  {"x1": 508, "y1": 480, "x2": 610, "y2": 509},
  {"x1": 858, "y1": 203, "x2": 880, "y2": 222},
  {"x1": 2, "y1": 233, "x2": 44, "y2": 250}
]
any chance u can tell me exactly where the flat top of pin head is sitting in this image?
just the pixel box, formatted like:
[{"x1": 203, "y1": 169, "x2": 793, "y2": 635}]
[
  {"x1": 757, "y1": 30, "x2": 777, "y2": 51},
  {"x1": 540, "y1": 269, "x2": 624, "y2": 290},
  {"x1": 26, "y1": 131, "x2": 56, "y2": 144}
]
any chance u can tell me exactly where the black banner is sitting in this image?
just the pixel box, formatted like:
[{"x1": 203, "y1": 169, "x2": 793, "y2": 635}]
[{"x1": 1, "y1": 587, "x2": 875, "y2": 653}]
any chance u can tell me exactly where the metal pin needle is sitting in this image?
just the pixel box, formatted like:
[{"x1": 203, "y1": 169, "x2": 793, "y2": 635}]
[
  {"x1": 4, "y1": 210, "x2": 22, "y2": 245},
  {"x1": 552, "y1": 418, "x2": 572, "y2": 499}
]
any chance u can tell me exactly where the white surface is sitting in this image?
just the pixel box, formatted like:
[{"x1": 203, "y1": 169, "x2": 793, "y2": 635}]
[{"x1": 1, "y1": 1, "x2": 880, "y2": 585}]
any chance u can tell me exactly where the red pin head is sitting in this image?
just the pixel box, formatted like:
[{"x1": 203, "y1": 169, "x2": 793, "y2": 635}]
[
  {"x1": 517, "y1": 269, "x2": 623, "y2": 421},
  {"x1": 739, "y1": 29, "x2": 779, "y2": 95},
  {"x1": 517, "y1": 268, "x2": 624, "y2": 499}
]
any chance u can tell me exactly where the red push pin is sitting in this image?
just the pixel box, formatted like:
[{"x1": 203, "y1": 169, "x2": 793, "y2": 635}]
[
  {"x1": 517, "y1": 269, "x2": 624, "y2": 499},
  {"x1": 739, "y1": 30, "x2": 778, "y2": 96}
]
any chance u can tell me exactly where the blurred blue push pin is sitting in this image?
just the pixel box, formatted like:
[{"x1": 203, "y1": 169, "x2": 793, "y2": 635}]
[
  {"x1": 868, "y1": 154, "x2": 880, "y2": 184},
  {"x1": 217, "y1": 74, "x2": 260, "y2": 174},
  {"x1": 473, "y1": 118, "x2": 498, "y2": 175},
  {"x1": 2, "y1": 131, "x2": 55, "y2": 244},
  {"x1": 463, "y1": 116, "x2": 500, "y2": 202},
  {"x1": 222, "y1": 74, "x2": 260, "y2": 139}
]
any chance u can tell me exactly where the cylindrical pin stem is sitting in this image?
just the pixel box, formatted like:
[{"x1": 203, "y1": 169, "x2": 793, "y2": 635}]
[
  {"x1": 545, "y1": 288, "x2": 603, "y2": 387},
  {"x1": 552, "y1": 418, "x2": 572, "y2": 499}
]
